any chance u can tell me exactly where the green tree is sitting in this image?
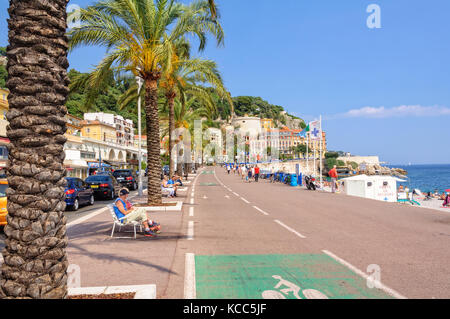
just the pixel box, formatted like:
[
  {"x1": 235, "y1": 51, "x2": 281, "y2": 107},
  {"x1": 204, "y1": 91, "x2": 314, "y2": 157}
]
[
  {"x1": 68, "y1": 0, "x2": 223, "y2": 205},
  {"x1": 0, "y1": 65, "x2": 7, "y2": 89},
  {"x1": 1, "y1": 0, "x2": 70, "y2": 299},
  {"x1": 325, "y1": 152, "x2": 339, "y2": 159},
  {"x1": 0, "y1": 46, "x2": 6, "y2": 56}
]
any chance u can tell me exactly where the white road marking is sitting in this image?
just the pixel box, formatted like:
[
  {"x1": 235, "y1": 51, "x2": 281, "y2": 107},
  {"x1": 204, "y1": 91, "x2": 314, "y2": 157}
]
[
  {"x1": 233, "y1": 192, "x2": 239, "y2": 197},
  {"x1": 184, "y1": 253, "x2": 196, "y2": 299},
  {"x1": 274, "y1": 220, "x2": 306, "y2": 239},
  {"x1": 67, "y1": 207, "x2": 108, "y2": 229},
  {"x1": 322, "y1": 250, "x2": 407, "y2": 299},
  {"x1": 187, "y1": 221, "x2": 194, "y2": 241},
  {"x1": 241, "y1": 197, "x2": 250, "y2": 204},
  {"x1": 189, "y1": 207, "x2": 194, "y2": 217},
  {"x1": 191, "y1": 192, "x2": 195, "y2": 198},
  {"x1": 253, "y1": 206, "x2": 269, "y2": 216},
  {"x1": 225, "y1": 195, "x2": 230, "y2": 199},
  {"x1": 190, "y1": 198, "x2": 194, "y2": 205}
]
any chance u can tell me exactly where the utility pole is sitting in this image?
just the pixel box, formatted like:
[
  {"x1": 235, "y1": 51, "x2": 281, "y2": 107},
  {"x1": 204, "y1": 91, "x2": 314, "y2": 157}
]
[{"x1": 136, "y1": 75, "x2": 144, "y2": 196}]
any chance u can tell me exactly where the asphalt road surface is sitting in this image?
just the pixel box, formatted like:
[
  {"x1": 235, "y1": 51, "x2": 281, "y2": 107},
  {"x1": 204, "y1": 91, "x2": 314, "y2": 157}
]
[{"x1": 165, "y1": 167, "x2": 450, "y2": 299}]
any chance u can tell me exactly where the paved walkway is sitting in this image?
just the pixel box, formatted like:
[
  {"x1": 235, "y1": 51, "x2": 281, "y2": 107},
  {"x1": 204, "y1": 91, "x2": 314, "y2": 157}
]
[{"x1": 66, "y1": 173, "x2": 198, "y2": 299}]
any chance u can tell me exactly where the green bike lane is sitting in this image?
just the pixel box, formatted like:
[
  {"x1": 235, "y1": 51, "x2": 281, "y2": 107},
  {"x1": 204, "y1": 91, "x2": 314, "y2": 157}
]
[{"x1": 180, "y1": 168, "x2": 395, "y2": 299}]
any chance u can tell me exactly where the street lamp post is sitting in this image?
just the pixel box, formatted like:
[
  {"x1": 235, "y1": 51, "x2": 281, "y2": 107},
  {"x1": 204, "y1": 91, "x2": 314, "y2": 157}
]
[{"x1": 136, "y1": 75, "x2": 144, "y2": 196}]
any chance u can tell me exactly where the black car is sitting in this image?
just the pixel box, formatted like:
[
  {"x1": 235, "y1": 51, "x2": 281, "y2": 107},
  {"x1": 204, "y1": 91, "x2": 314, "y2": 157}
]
[
  {"x1": 85, "y1": 175, "x2": 121, "y2": 200},
  {"x1": 112, "y1": 169, "x2": 138, "y2": 190},
  {"x1": 64, "y1": 177, "x2": 95, "y2": 211}
]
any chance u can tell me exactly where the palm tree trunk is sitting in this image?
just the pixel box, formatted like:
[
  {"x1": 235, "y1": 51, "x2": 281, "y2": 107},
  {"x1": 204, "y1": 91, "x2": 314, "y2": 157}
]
[
  {"x1": 1, "y1": 0, "x2": 70, "y2": 299},
  {"x1": 167, "y1": 93, "x2": 175, "y2": 178},
  {"x1": 145, "y1": 76, "x2": 163, "y2": 206}
]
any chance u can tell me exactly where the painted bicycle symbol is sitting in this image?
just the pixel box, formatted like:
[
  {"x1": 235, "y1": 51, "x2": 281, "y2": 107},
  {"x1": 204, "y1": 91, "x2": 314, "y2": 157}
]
[{"x1": 261, "y1": 275, "x2": 328, "y2": 299}]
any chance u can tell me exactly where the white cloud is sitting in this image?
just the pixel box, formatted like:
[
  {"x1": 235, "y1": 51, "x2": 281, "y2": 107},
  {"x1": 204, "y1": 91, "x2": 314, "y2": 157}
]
[{"x1": 331, "y1": 105, "x2": 450, "y2": 119}]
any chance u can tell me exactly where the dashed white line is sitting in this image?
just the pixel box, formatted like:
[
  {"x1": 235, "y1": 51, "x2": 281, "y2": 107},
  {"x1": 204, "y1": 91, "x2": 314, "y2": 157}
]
[
  {"x1": 189, "y1": 207, "x2": 194, "y2": 217},
  {"x1": 184, "y1": 253, "x2": 196, "y2": 299},
  {"x1": 233, "y1": 192, "x2": 239, "y2": 197},
  {"x1": 241, "y1": 197, "x2": 250, "y2": 204},
  {"x1": 322, "y1": 250, "x2": 407, "y2": 299},
  {"x1": 253, "y1": 206, "x2": 269, "y2": 216},
  {"x1": 274, "y1": 220, "x2": 306, "y2": 239},
  {"x1": 187, "y1": 221, "x2": 194, "y2": 241},
  {"x1": 190, "y1": 198, "x2": 194, "y2": 205}
]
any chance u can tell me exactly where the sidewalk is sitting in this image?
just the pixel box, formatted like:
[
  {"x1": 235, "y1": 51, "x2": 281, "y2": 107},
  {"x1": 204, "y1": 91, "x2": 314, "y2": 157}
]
[{"x1": 66, "y1": 173, "x2": 198, "y2": 299}]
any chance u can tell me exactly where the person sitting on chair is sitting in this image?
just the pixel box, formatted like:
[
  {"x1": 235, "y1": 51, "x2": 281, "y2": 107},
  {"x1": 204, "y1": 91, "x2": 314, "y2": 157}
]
[
  {"x1": 114, "y1": 189, "x2": 160, "y2": 237},
  {"x1": 162, "y1": 176, "x2": 177, "y2": 197},
  {"x1": 172, "y1": 174, "x2": 183, "y2": 186}
]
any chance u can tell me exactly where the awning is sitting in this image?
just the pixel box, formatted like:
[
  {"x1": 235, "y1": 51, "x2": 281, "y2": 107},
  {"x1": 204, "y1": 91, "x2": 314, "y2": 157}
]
[{"x1": 64, "y1": 159, "x2": 88, "y2": 168}]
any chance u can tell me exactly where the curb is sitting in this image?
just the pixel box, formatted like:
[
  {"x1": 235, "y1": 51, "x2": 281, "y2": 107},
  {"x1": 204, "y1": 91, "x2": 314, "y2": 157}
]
[{"x1": 68, "y1": 284, "x2": 156, "y2": 299}]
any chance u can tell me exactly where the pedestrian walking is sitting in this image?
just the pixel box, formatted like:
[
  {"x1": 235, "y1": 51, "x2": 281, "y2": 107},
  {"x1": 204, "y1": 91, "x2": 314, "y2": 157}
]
[
  {"x1": 254, "y1": 165, "x2": 260, "y2": 182},
  {"x1": 227, "y1": 164, "x2": 231, "y2": 175},
  {"x1": 241, "y1": 165, "x2": 247, "y2": 181},
  {"x1": 328, "y1": 165, "x2": 338, "y2": 193},
  {"x1": 247, "y1": 166, "x2": 253, "y2": 183}
]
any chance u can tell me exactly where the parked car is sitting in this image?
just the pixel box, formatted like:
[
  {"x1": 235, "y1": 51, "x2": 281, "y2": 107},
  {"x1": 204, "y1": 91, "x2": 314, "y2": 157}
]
[
  {"x1": 85, "y1": 175, "x2": 121, "y2": 200},
  {"x1": 0, "y1": 179, "x2": 8, "y2": 227},
  {"x1": 64, "y1": 177, "x2": 95, "y2": 211},
  {"x1": 112, "y1": 169, "x2": 138, "y2": 190}
]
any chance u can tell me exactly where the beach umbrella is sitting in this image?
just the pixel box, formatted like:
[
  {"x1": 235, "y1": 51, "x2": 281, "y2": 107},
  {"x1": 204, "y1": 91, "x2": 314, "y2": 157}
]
[{"x1": 446, "y1": 189, "x2": 450, "y2": 192}]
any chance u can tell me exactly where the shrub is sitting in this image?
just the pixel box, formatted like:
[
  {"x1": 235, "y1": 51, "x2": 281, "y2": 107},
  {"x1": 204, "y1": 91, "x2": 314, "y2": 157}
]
[
  {"x1": 326, "y1": 158, "x2": 337, "y2": 168},
  {"x1": 349, "y1": 161, "x2": 358, "y2": 170},
  {"x1": 325, "y1": 152, "x2": 339, "y2": 159}
]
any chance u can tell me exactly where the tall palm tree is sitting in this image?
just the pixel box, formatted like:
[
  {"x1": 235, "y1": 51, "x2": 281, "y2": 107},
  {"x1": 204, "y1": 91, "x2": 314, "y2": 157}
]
[
  {"x1": 1, "y1": 0, "x2": 70, "y2": 299},
  {"x1": 157, "y1": 53, "x2": 230, "y2": 177},
  {"x1": 68, "y1": 0, "x2": 224, "y2": 205},
  {"x1": 208, "y1": 0, "x2": 217, "y2": 19}
]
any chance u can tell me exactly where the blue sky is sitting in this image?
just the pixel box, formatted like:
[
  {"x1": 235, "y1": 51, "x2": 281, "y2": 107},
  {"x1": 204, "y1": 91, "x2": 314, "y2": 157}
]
[{"x1": 0, "y1": 0, "x2": 449, "y2": 164}]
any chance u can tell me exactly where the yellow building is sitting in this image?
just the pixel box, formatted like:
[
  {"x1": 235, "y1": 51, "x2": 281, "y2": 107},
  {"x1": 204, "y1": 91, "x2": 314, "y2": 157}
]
[
  {"x1": 66, "y1": 114, "x2": 83, "y2": 136},
  {"x1": 261, "y1": 118, "x2": 274, "y2": 130},
  {"x1": 0, "y1": 88, "x2": 9, "y2": 169},
  {"x1": 81, "y1": 120, "x2": 116, "y2": 144},
  {"x1": 0, "y1": 88, "x2": 8, "y2": 121}
]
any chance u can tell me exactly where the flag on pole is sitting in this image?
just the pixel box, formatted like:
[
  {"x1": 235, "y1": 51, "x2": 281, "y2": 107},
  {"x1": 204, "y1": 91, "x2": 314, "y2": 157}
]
[
  {"x1": 297, "y1": 130, "x2": 307, "y2": 138},
  {"x1": 297, "y1": 123, "x2": 310, "y2": 137},
  {"x1": 309, "y1": 120, "x2": 321, "y2": 141}
]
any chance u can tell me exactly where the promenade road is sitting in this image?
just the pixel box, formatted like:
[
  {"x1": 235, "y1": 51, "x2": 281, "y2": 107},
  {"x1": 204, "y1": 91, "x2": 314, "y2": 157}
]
[{"x1": 167, "y1": 167, "x2": 450, "y2": 299}]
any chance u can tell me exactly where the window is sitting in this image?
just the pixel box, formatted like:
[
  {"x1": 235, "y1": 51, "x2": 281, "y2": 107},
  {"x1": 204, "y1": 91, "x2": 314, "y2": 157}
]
[{"x1": 0, "y1": 146, "x2": 8, "y2": 159}]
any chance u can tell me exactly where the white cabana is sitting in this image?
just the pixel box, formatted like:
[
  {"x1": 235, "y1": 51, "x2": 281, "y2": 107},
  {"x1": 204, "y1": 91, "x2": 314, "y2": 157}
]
[{"x1": 341, "y1": 175, "x2": 405, "y2": 203}]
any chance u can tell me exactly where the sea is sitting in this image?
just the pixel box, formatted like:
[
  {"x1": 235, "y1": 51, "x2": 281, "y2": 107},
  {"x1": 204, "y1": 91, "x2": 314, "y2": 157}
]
[{"x1": 387, "y1": 164, "x2": 450, "y2": 194}]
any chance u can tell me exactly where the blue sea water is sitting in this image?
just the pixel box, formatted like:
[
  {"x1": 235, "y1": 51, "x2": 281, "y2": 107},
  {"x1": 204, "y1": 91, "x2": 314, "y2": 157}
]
[{"x1": 388, "y1": 164, "x2": 450, "y2": 194}]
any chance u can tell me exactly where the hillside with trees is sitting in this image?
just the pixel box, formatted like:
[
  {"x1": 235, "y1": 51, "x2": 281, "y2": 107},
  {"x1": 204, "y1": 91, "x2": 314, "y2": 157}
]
[
  {"x1": 66, "y1": 68, "x2": 306, "y2": 132},
  {"x1": 0, "y1": 46, "x2": 6, "y2": 88}
]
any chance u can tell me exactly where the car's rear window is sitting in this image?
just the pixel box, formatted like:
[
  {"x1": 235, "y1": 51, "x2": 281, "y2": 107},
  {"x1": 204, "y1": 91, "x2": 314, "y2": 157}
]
[
  {"x1": 0, "y1": 184, "x2": 7, "y2": 197},
  {"x1": 86, "y1": 176, "x2": 110, "y2": 182},
  {"x1": 113, "y1": 171, "x2": 132, "y2": 177}
]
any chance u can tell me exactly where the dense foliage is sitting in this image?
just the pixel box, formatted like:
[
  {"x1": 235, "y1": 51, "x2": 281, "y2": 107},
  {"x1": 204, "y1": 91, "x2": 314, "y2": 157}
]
[
  {"x1": 0, "y1": 65, "x2": 6, "y2": 89},
  {"x1": 0, "y1": 47, "x2": 6, "y2": 89},
  {"x1": 66, "y1": 69, "x2": 148, "y2": 132}
]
